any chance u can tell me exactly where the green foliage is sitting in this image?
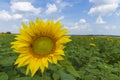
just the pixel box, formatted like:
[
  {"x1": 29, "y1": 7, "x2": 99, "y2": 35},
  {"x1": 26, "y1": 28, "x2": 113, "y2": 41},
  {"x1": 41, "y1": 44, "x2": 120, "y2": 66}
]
[
  {"x1": 0, "y1": 72, "x2": 8, "y2": 80},
  {"x1": 0, "y1": 32, "x2": 11, "y2": 34},
  {"x1": 6, "y1": 32, "x2": 11, "y2": 34},
  {"x1": 59, "y1": 60, "x2": 80, "y2": 77},
  {"x1": 0, "y1": 34, "x2": 120, "y2": 80},
  {"x1": 65, "y1": 36, "x2": 120, "y2": 80},
  {"x1": 59, "y1": 70, "x2": 75, "y2": 80}
]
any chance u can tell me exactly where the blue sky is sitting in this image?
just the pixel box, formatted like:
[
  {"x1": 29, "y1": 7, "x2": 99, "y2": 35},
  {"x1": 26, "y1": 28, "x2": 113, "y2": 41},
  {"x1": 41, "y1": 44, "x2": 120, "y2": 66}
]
[{"x1": 0, "y1": 0, "x2": 120, "y2": 35}]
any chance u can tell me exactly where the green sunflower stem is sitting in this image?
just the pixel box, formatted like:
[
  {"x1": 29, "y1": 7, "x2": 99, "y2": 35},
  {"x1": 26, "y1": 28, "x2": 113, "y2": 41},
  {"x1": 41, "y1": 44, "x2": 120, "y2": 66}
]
[{"x1": 41, "y1": 69, "x2": 47, "y2": 80}]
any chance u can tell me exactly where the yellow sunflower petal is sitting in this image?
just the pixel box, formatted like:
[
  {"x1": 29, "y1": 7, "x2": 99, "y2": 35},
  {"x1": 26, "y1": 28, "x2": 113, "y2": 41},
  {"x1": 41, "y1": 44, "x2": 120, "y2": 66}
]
[
  {"x1": 54, "y1": 49, "x2": 65, "y2": 56},
  {"x1": 56, "y1": 36, "x2": 71, "y2": 45},
  {"x1": 15, "y1": 54, "x2": 31, "y2": 67},
  {"x1": 26, "y1": 64, "x2": 30, "y2": 75},
  {"x1": 22, "y1": 22, "x2": 28, "y2": 29},
  {"x1": 55, "y1": 56, "x2": 64, "y2": 60},
  {"x1": 39, "y1": 58, "x2": 45, "y2": 73},
  {"x1": 29, "y1": 58, "x2": 40, "y2": 77},
  {"x1": 15, "y1": 35, "x2": 32, "y2": 43}
]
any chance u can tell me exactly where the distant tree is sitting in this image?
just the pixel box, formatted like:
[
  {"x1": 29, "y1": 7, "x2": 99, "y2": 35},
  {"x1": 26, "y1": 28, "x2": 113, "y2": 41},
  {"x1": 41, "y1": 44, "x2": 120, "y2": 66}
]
[
  {"x1": 6, "y1": 32, "x2": 11, "y2": 34},
  {"x1": 1, "y1": 32, "x2": 4, "y2": 34}
]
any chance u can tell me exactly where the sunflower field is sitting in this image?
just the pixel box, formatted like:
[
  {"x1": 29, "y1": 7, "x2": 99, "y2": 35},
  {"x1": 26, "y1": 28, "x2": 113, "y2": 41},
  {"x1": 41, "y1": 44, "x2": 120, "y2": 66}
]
[{"x1": 0, "y1": 34, "x2": 120, "y2": 80}]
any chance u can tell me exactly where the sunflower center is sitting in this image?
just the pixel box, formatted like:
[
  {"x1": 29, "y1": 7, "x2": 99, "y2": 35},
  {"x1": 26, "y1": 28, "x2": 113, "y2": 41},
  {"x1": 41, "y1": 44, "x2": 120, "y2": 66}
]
[{"x1": 33, "y1": 37, "x2": 54, "y2": 55}]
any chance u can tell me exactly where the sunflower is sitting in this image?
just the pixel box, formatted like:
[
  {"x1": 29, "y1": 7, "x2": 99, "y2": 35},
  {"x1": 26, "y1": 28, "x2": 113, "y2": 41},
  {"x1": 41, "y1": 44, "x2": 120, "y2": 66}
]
[
  {"x1": 89, "y1": 43, "x2": 96, "y2": 47},
  {"x1": 11, "y1": 18, "x2": 71, "y2": 77}
]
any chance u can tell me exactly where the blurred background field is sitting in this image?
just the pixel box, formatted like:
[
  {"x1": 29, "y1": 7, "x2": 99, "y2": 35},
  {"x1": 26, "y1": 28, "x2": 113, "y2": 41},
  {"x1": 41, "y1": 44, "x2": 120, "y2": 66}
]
[{"x1": 0, "y1": 34, "x2": 120, "y2": 80}]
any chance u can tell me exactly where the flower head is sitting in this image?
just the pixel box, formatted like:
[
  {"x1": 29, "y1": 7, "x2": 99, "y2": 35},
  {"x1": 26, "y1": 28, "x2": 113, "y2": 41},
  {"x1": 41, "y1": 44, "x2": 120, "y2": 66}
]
[
  {"x1": 89, "y1": 43, "x2": 96, "y2": 47},
  {"x1": 11, "y1": 18, "x2": 71, "y2": 77}
]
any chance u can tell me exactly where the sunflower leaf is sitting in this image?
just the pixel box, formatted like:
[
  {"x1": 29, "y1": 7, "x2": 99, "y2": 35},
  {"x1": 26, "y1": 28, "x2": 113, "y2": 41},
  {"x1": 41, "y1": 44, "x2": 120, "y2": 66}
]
[
  {"x1": 60, "y1": 60, "x2": 80, "y2": 78},
  {"x1": 53, "y1": 72, "x2": 60, "y2": 80},
  {"x1": 59, "y1": 70, "x2": 75, "y2": 80},
  {"x1": 14, "y1": 77, "x2": 31, "y2": 80},
  {"x1": 0, "y1": 72, "x2": 8, "y2": 80}
]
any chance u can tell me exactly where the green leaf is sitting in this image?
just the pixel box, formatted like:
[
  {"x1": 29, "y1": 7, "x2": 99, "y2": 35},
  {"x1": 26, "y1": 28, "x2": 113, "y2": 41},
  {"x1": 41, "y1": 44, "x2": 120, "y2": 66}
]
[
  {"x1": 84, "y1": 75, "x2": 95, "y2": 80},
  {"x1": 6, "y1": 69, "x2": 17, "y2": 80},
  {"x1": 15, "y1": 75, "x2": 42, "y2": 80},
  {"x1": 19, "y1": 67, "x2": 26, "y2": 74},
  {"x1": 60, "y1": 61, "x2": 80, "y2": 77},
  {"x1": 15, "y1": 77, "x2": 31, "y2": 80},
  {"x1": 53, "y1": 72, "x2": 60, "y2": 80},
  {"x1": 31, "y1": 75, "x2": 42, "y2": 80},
  {"x1": 0, "y1": 56, "x2": 16, "y2": 66},
  {"x1": 59, "y1": 70, "x2": 75, "y2": 80},
  {"x1": 0, "y1": 72, "x2": 8, "y2": 80}
]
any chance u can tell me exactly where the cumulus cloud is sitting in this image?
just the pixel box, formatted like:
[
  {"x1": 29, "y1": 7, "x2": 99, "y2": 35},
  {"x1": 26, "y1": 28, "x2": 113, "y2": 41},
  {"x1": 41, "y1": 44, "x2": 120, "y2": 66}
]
[
  {"x1": 67, "y1": 21, "x2": 92, "y2": 35},
  {"x1": 0, "y1": 10, "x2": 11, "y2": 21},
  {"x1": 89, "y1": 0, "x2": 120, "y2": 4},
  {"x1": 10, "y1": 25, "x2": 20, "y2": 33},
  {"x1": 22, "y1": 18, "x2": 29, "y2": 22},
  {"x1": 12, "y1": 14, "x2": 23, "y2": 19},
  {"x1": 105, "y1": 25, "x2": 117, "y2": 30},
  {"x1": 0, "y1": 10, "x2": 23, "y2": 21},
  {"x1": 66, "y1": 18, "x2": 87, "y2": 30},
  {"x1": 11, "y1": 2, "x2": 41, "y2": 14},
  {"x1": 72, "y1": 23, "x2": 91, "y2": 30},
  {"x1": 68, "y1": 18, "x2": 92, "y2": 33},
  {"x1": 56, "y1": 16, "x2": 64, "y2": 21},
  {"x1": 116, "y1": 11, "x2": 120, "y2": 16},
  {"x1": 45, "y1": 0, "x2": 72, "y2": 14},
  {"x1": 70, "y1": 18, "x2": 88, "y2": 30},
  {"x1": 96, "y1": 16, "x2": 106, "y2": 24},
  {"x1": 46, "y1": 3, "x2": 58, "y2": 14},
  {"x1": 79, "y1": 19, "x2": 86, "y2": 24},
  {"x1": 89, "y1": 4, "x2": 118, "y2": 15},
  {"x1": 68, "y1": 22, "x2": 79, "y2": 30},
  {"x1": 88, "y1": 0, "x2": 120, "y2": 15},
  {"x1": 55, "y1": 0, "x2": 72, "y2": 12},
  {"x1": 56, "y1": 0, "x2": 61, "y2": 3}
]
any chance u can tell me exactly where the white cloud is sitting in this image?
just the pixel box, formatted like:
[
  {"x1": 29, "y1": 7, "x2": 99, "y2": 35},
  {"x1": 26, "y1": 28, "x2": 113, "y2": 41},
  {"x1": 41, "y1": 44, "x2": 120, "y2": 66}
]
[
  {"x1": 55, "y1": 0, "x2": 72, "y2": 12},
  {"x1": 10, "y1": 25, "x2": 20, "y2": 33},
  {"x1": 68, "y1": 22, "x2": 79, "y2": 30},
  {"x1": 68, "y1": 21, "x2": 92, "y2": 35},
  {"x1": 88, "y1": 4, "x2": 118, "y2": 15},
  {"x1": 0, "y1": 10, "x2": 23, "y2": 21},
  {"x1": 56, "y1": 16, "x2": 64, "y2": 21},
  {"x1": 12, "y1": 14, "x2": 23, "y2": 19},
  {"x1": 10, "y1": 0, "x2": 34, "y2": 3},
  {"x1": 79, "y1": 19, "x2": 86, "y2": 24},
  {"x1": 0, "y1": 10, "x2": 11, "y2": 21},
  {"x1": 56, "y1": 0, "x2": 61, "y2": 3},
  {"x1": 69, "y1": 19, "x2": 91, "y2": 31},
  {"x1": 58, "y1": 2, "x2": 72, "y2": 9},
  {"x1": 96, "y1": 16, "x2": 106, "y2": 24},
  {"x1": 22, "y1": 18, "x2": 29, "y2": 22},
  {"x1": 89, "y1": 0, "x2": 120, "y2": 4},
  {"x1": 116, "y1": 11, "x2": 120, "y2": 16},
  {"x1": 11, "y1": 2, "x2": 41, "y2": 14},
  {"x1": 105, "y1": 25, "x2": 117, "y2": 30},
  {"x1": 45, "y1": 0, "x2": 72, "y2": 14},
  {"x1": 46, "y1": 3, "x2": 58, "y2": 14},
  {"x1": 105, "y1": 26, "x2": 109, "y2": 30},
  {"x1": 70, "y1": 18, "x2": 88, "y2": 30},
  {"x1": 88, "y1": 0, "x2": 120, "y2": 15}
]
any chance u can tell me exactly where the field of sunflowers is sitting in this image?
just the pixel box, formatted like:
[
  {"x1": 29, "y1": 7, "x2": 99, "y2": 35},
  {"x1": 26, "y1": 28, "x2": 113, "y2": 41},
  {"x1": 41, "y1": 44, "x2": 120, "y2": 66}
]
[{"x1": 0, "y1": 34, "x2": 120, "y2": 80}]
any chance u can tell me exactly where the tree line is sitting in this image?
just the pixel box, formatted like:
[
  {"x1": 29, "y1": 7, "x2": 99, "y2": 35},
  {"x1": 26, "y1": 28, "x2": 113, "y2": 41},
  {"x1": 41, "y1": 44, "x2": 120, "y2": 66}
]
[{"x1": 0, "y1": 32, "x2": 11, "y2": 34}]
